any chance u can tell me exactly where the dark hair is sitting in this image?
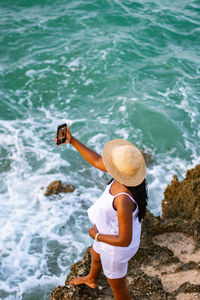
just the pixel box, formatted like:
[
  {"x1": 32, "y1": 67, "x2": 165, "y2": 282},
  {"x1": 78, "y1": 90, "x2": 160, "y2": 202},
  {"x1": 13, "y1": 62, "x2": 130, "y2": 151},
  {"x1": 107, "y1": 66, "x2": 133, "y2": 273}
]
[{"x1": 108, "y1": 178, "x2": 148, "y2": 223}]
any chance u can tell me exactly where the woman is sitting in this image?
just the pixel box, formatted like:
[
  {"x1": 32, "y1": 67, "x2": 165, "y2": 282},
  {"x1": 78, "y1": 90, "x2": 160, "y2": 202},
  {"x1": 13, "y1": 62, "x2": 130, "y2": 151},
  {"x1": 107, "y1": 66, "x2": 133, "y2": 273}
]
[{"x1": 55, "y1": 127, "x2": 148, "y2": 300}]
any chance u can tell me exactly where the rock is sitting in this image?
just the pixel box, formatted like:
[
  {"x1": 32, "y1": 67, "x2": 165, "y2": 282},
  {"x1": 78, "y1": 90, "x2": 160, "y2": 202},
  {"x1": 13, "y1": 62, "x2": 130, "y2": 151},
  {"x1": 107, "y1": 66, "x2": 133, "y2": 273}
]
[
  {"x1": 186, "y1": 165, "x2": 200, "y2": 181},
  {"x1": 50, "y1": 286, "x2": 69, "y2": 300},
  {"x1": 49, "y1": 165, "x2": 200, "y2": 300},
  {"x1": 142, "y1": 150, "x2": 154, "y2": 165},
  {"x1": 162, "y1": 165, "x2": 200, "y2": 221},
  {"x1": 45, "y1": 181, "x2": 75, "y2": 196}
]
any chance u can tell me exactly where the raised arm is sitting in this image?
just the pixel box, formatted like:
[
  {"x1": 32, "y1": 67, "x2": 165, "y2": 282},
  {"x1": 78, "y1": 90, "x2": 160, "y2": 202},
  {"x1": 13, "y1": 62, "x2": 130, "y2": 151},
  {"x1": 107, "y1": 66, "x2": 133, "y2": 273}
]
[{"x1": 55, "y1": 126, "x2": 107, "y2": 172}]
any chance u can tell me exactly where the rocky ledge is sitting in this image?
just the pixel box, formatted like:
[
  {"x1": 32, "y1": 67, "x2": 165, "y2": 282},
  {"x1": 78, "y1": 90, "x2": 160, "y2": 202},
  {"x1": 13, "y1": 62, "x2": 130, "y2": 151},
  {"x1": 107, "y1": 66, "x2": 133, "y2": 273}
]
[{"x1": 50, "y1": 165, "x2": 200, "y2": 300}]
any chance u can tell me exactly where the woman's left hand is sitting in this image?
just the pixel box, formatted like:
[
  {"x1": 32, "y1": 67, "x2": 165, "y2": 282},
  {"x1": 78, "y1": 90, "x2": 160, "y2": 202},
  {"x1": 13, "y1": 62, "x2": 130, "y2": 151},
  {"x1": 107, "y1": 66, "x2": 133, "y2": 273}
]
[{"x1": 88, "y1": 224, "x2": 98, "y2": 239}]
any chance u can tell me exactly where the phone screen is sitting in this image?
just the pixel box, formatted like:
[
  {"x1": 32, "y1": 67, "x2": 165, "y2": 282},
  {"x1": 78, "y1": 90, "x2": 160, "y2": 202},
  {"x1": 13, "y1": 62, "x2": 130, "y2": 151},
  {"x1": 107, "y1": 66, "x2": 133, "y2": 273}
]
[
  {"x1": 58, "y1": 128, "x2": 66, "y2": 140},
  {"x1": 57, "y1": 124, "x2": 67, "y2": 145}
]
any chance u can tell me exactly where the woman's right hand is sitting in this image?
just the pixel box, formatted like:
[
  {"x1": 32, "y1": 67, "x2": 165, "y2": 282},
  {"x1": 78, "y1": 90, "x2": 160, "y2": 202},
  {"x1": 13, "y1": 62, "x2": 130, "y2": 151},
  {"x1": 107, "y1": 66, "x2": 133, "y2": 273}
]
[
  {"x1": 64, "y1": 126, "x2": 73, "y2": 144},
  {"x1": 55, "y1": 126, "x2": 73, "y2": 146}
]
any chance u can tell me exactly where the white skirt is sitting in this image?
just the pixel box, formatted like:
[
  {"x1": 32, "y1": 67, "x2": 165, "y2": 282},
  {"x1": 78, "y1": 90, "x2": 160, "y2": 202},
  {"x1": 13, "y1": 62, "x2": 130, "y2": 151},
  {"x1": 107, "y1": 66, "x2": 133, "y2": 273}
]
[{"x1": 93, "y1": 240, "x2": 139, "y2": 279}]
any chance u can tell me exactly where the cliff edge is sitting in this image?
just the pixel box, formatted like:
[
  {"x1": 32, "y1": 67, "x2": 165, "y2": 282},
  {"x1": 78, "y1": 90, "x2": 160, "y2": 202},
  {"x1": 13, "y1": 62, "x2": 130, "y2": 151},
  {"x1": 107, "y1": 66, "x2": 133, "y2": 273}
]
[{"x1": 50, "y1": 165, "x2": 200, "y2": 300}]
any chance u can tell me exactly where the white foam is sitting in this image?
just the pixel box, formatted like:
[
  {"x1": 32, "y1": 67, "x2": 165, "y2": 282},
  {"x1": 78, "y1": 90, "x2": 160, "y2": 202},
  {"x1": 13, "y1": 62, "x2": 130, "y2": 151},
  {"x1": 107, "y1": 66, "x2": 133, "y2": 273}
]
[
  {"x1": 17, "y1": 273, "x2": 66, "y2": 295},
  {"x1": 25, "y1": 70, "x2": 37, "y2": 78},
  {"x1": 119, "y1": 105, "x2": 126, "y2": 112},
  {"x1": 178, "y1": 87, "x2": 197, "y2": 123},
  {"x1": 84, "y1": 79, "x2": 94, "y2": 86},
  {"x1": 44, "y1": 59, "x2": 57, "y2": 64},
  {"x1": 115, "y1": 128, "x2": 129, "y2": 140},
  {"x1": 0, "y1": 111, "x2": 97, "y2": 298},
  {"x1": 62, "y1": 79, "x2": 68, "y2": 87},
  {"x1": 0, "y1": 63, "x2": 4, "y2": 73},
  {"x1": 68, "y1": 57, "x2": 81, "y2": 70},
  {"x1": 88, "y1": 133, "x2": 106, "y2": 148},
  {"x1": 100, "y1": 50, "x2": 107, "y2": 60}
]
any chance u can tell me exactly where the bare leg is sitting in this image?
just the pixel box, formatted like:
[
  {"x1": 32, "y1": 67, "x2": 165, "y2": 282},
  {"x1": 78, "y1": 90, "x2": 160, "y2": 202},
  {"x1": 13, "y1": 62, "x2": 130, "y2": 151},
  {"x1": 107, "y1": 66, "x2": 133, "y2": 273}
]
[
  {"x1": 69, "y1": 247, "x2": 102, "y2": 288},
  {"x1": 106, "y1": 276, "x2": 131, "y2": 300}
]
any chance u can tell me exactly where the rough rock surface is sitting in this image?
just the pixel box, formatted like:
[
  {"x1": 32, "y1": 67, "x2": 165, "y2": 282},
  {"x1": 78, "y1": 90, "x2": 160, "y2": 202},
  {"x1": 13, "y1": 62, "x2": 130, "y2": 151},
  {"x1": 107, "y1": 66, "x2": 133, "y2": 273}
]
[
  {"x1": 45, "y1": 180, "x2": 75, "y2": 196},
  {"x1": 50, "y1": 165, "x2": 200, "y2": 300}
]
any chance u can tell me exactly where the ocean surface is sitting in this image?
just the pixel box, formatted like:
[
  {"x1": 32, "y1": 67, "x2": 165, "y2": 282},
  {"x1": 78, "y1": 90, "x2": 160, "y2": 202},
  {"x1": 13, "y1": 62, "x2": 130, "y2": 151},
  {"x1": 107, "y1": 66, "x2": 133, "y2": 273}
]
[{"x1": 0, "y1": 0, "x2": 200, "y2": 299}]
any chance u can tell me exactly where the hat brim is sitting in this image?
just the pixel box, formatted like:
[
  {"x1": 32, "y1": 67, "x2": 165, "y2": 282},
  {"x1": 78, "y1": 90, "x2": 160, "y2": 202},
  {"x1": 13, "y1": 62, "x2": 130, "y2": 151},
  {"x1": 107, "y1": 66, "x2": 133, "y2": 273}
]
[{"x1": 102, "y1": 139, "x2": 146, "y2": 187}]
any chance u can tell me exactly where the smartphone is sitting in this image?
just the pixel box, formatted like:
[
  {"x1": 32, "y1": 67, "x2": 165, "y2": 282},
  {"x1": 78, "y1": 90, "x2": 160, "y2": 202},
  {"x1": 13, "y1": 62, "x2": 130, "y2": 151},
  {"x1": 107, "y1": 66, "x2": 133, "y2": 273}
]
[{"x1": 57, "y1": 123, "x2": 67, "y2": 145}]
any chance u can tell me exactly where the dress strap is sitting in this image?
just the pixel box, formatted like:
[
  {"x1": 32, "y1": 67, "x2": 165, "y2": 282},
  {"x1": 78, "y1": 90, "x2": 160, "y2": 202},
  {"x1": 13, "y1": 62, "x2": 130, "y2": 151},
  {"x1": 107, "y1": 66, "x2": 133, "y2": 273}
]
[{"x1": 114, "y1": 192, "x2": 137, "y2": 206}]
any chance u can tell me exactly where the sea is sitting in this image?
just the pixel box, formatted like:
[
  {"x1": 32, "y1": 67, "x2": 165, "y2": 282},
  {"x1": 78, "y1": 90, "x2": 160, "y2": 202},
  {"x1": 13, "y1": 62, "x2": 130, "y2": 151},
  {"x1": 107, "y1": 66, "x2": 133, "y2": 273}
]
[{"x1": 0, "y1": 0, "x2": 200, "y2": 299}]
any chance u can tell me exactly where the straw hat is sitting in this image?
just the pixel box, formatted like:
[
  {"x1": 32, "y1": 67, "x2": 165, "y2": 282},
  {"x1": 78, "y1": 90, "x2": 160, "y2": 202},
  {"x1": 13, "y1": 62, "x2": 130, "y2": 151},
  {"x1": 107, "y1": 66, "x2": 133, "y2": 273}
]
[{"x1": 102, "y1": 139, "x2": 146, "y2": 187}]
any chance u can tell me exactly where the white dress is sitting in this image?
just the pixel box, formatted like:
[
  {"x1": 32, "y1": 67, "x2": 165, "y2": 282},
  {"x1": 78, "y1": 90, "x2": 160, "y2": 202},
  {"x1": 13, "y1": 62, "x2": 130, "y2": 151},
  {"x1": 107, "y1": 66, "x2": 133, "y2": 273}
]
[{"x1": 87, "y1": 180, "x2": 141, "y2": 279}]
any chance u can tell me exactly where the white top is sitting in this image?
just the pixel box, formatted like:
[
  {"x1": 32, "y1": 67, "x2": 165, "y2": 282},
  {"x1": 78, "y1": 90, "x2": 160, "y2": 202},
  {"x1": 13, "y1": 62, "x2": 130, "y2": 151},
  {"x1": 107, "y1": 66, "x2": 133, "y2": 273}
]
[{"x1": 87, "y1": 181, "x2": 141, "y2": 250}]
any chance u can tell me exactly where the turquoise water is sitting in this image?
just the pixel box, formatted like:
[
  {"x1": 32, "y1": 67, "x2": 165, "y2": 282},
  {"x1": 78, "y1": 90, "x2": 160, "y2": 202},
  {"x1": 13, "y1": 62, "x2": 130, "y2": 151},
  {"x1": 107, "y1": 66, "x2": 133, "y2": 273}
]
[{"x1": 0, "y1": 0, "x2": 200, "y2": 299}]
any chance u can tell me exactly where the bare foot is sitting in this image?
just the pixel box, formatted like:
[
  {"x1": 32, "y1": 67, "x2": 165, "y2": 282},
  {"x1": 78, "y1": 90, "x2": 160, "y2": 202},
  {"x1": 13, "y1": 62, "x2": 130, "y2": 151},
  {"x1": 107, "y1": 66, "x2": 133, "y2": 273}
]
[{"x1": 69, "y1": 275, "x2": 98, "y2": 288}]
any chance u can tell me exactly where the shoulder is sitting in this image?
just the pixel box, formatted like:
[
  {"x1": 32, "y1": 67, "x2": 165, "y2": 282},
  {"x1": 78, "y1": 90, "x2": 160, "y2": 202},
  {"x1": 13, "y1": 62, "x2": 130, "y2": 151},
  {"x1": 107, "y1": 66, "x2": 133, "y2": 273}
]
[{"x1": 114, "y1": 193, "x2": 136, "y2": 212}]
